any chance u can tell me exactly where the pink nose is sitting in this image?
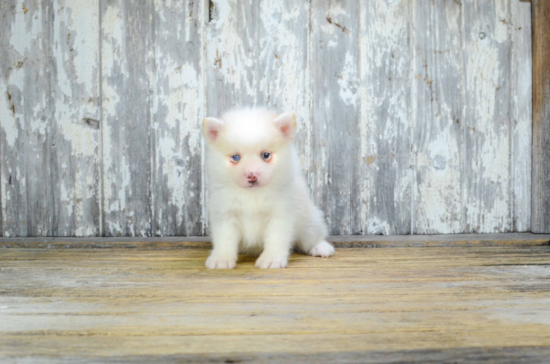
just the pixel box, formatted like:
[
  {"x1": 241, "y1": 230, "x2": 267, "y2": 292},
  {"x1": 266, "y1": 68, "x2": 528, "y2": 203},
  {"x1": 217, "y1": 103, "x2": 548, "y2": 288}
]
[{"x1": 247, "y1": 173, "x2": 258, "y2": 183}]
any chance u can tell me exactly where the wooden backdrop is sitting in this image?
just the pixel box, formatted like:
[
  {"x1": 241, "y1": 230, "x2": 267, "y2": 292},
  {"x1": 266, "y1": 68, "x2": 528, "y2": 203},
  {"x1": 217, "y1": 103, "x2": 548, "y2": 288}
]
[{"x1": 0, "y1": 0, "x2": 533, "y2": 237}]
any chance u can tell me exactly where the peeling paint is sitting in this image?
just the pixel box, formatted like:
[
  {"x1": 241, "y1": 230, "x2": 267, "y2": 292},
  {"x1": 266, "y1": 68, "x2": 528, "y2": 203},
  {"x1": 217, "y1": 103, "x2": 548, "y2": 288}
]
[{"x1": 0, "y1": 0, "x2": 533, "y2": 237}]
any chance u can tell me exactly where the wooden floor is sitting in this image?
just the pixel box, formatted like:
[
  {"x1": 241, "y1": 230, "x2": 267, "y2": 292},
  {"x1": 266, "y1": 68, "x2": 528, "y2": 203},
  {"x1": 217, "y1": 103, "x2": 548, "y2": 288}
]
[{"x1": 1, "y1": 236, "x2": 550, "y2": 363}]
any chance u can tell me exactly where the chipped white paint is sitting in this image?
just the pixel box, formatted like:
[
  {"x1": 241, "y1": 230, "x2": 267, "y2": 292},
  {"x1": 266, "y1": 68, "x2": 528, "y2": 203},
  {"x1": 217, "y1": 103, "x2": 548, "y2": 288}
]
[
  {"x1": 0, "y1": 0, "x2": 534, "y2": 236},
  {"x1": 359, "y1": 0, "x2": 411, "y2": 234},
  {"x1": 412, "y1": 0, "x2": 464, "y2": 234},
  {"x1": 51, "y1": 0, "x2": 100, "y2": 236},
  {"x1": 338, "y1": 52, "x2": 359, "y2": 106},
  {"x1": 463, "y1": 0, "x2": 513, "y2": 233},
  {"x1": 151, "y1": 0, "x2": 204, "y2": 236},
  {"x1": 510, "y1": 0, "x2": 532, "y2": 232},
  {"x1": 1, "y1": 1, "x2": 53, "y2": 236}
]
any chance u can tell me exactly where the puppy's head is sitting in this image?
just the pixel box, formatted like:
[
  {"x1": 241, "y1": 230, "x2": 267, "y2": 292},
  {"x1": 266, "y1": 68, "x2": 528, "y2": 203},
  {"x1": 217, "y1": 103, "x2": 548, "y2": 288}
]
[{"x1": 202, "y1": 109, "x2": 296, "y2": 189}]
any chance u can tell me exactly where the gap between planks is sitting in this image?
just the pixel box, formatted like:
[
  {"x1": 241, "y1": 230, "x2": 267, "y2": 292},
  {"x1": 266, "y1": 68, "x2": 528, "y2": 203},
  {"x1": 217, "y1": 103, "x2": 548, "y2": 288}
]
[{"x1": 0, "y1": 233, "x2": 549, "y2": 249}]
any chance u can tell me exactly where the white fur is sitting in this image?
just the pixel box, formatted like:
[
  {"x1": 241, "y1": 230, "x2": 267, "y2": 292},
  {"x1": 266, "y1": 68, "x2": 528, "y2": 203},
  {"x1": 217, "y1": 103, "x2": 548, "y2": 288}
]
[{"x1": 202, "y1": 108, "x2": 335, "y2": 269}]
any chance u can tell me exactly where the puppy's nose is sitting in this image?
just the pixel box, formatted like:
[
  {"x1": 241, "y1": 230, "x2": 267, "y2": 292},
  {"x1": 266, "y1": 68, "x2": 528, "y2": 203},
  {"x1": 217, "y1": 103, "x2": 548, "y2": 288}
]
[{"x1": 247, "y1": 173, "x2": 258, "y2": 183}]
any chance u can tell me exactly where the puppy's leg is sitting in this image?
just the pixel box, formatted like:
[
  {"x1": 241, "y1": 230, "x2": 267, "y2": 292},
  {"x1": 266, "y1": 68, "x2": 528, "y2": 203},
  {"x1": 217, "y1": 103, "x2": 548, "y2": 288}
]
[
  {"x1": 255, "y1": 219, "x2": 293, "y2": 269},
  {"x1": 296, "y1": 208, "x2": 334, "y2": 258},
  {"x1": 206, "y1": 220, "x2": 240, "y2": 269}
]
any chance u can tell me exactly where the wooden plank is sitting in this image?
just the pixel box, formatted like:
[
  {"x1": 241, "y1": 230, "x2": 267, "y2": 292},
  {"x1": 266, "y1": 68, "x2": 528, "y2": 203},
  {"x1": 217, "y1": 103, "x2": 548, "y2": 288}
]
[
  {"x1": 462, "y1": 0, "x2": 514, "y2": 233},
  {"x1": 358, "y1": 0, "x2": 412, "y2": 235},
  {"x1": 50, "y1": 1, "x2": 101, "y2": 236},
  {"x1": 151, "y1": 0, "x2": 204, "y2": 236},
  {"x1": 310, "y1": 0, "x2": 360, "y2": 234},
  {"x1": 0, "y1": 1, "x2": 54, "y2": 237},
  {"x1": 1, "y1": 347, "x2": 547, "y2": 364},
  {"x1": 411, "y1": 1, "x2": 464, "y2": 234},
  {"x1": 1, "y1": 338, "x2": 549, "y2": 364},
  {"x1": 205, "y1": 0, "x2": 309, "y2": 133},
  {"x1": 0, "y1": 247, "x2": 549, "y2": 361},
  {"x1": 0, "y1": 233, "x2": 549, "y2": 249},
  {"x1": 101, "y1": 1, "x2": 153, "y2": 236},
  {"x1": 511, "y1": 0, "x2": 532, "y2": 232},
  {"x1": 531, "y1": 0, "x2": 550, "y2": 233}
]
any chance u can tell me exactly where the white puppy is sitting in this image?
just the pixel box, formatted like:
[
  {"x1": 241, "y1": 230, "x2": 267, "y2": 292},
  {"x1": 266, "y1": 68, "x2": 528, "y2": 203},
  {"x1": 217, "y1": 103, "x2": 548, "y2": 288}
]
[{"x1": 202, "y1": 108, "x2": 335, "y2": 269}]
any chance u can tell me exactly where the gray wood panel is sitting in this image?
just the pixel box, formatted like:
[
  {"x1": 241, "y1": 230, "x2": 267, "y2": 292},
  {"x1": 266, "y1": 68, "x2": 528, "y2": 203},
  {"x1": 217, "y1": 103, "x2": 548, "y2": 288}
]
[
  {"x1": 532, "y1": 0, "x2": 550, "y2": 233},
  {"x1": 0, "y1": 0, "x2": 537, "y2": 236},
  {"x1": 151, "y1": 0, "x2": 204, "y2": 236},
  {"x1": 51, "y1": 1, "x2": 101, "y2": 236},
  {"x1": 511, "y1": 0, "x2": 532, "y2": 232},
  {"x1": 463, "y1": 0, "x2": 514, "y2": 233},
  {"x1": 310, "y1": 0, "x2": 360, "y2": 235},
  {"x1": 358, "y1": 0, "x2": 412, "y2": 235},
  {"x1": 412, "y1": 1, "x2": 464, "y2": 234},
  {"x1": 100, "y1": 0, "x2": 153, "y2": 236},
  {"x1": 1, "y1": 1, "x2": 54, "y2": 236}
]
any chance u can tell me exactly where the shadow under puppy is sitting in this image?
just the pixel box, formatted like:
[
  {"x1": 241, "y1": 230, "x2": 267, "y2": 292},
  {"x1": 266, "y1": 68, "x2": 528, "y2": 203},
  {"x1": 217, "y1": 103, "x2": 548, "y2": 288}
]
[{"x1": 202, "y1": 108, "x2": 335, "y2": 269}]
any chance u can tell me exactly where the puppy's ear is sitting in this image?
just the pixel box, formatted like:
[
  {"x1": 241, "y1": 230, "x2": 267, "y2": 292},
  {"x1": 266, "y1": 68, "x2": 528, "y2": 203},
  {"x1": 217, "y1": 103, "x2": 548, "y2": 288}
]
[
  {"x1": 273, "y1": 112, "x2": 297, "y2": 140},
  {"x1": 202, "y1": 117, "x2": 224, "y2": 144}
]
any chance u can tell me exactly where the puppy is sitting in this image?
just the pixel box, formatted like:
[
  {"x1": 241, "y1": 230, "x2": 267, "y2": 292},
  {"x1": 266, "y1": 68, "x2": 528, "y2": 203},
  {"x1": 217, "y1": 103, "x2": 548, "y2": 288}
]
[{"x1": 202, "y1": 108, "x2": 335, "y2": 269}]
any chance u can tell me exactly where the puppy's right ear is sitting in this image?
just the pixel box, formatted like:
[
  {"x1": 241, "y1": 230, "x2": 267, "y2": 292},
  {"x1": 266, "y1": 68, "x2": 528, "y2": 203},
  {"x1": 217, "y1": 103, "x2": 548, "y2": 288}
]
[{"x1": 202, "y1": 117, "x2": 224, "y2": 144}]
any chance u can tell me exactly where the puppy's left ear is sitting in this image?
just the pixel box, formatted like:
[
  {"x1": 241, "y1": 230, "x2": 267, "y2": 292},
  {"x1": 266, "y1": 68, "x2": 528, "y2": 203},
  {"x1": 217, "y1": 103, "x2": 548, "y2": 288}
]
[{"x1": 273, "y1": 112, "x2": 297, "y2": 140}]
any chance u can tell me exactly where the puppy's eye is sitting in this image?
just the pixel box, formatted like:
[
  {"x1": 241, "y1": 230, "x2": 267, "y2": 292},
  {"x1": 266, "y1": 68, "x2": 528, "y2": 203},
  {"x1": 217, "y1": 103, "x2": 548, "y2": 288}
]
[
  {"x1": 261, "y1": 152, "x2": 271, "y2": 161},
  {"x1": 230, "y1": 154, "x2": 240, "y2": 162}
]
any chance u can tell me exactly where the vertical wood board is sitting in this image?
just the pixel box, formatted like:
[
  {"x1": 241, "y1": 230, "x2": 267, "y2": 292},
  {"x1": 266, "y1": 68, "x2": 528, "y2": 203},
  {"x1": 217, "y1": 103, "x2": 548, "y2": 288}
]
[
  {"x1": 50, "y1": 0, "x2": 101, "y2": 236},
  {"x1": 531, "y1": 0, "x2": 550, "y2": 233},
  {"x1": 0, "y1": 0, "x2": 54, "y2": 236},
  {"x1": 310, "y1": 0, "x2": 360, "y2": 235},
  {"x1": 511, "y1": 0, "x2": 532, "y2": 232},
  {"x1": 358, "y1": 0, "x2": 412, "y2": 235},
  {"x1": 462, "y1": 0, "x2": 513, "y2": 233},
  {"x1": 151, "y1": 0, "x2": 204, "y2": 236},
  {"x1": 101, "y1": 1, "x2": 153, "y2": 236},
  {"x1": 411, "y1": 0, "x2": 464, "y2": 234}
]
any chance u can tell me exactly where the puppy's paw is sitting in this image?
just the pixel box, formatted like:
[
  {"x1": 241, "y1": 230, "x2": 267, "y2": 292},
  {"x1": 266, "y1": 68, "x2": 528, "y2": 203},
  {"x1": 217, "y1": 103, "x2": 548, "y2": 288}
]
[
  {"x1": 309, "y1": 241, "x2": 335, "y2": 258},
  {"x1": 205, "y1": 255, "x2": 237, "y2": 269},
  {"x1": 255, "y1": 254, "x2": 288, "y2": 269}
]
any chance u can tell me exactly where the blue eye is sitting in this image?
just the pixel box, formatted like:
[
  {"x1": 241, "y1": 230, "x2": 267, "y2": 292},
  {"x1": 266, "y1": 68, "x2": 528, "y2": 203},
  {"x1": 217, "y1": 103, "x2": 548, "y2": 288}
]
[
  {"x1": 230, "y1": 154, "x2": 240, "y2": 162},
  {"x1": 261, "y1": 152, "x2": 271, "y2": 161}
]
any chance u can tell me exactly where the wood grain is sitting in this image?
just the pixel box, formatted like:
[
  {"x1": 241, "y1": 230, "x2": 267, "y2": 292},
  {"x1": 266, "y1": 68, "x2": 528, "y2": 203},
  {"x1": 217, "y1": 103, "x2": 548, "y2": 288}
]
[
  {"x1": 310, "y1": 0, "x2": 360, "y2": 235},
  {"x1": 0, "y1": 0, "x2": 537, "y2": 236},
  {"x1": 101, "y1": 1, "x2": 153, "y2": 236},
  {"x1": 151, "y1": 0, "x2": 204, "y2": 236},
  {"x1": 412, "y1": 1, "x2": 464, "y2": 234},
  {"x1": 358, "y1": 0, "x2": 412, "y2": 235},
  {"x1": 462, "y1": 0, "x2": 514, "y2": 233},
  {"x1": 531, "y1": 0, "x2": 550, "y2": 233},
  {"x1": 0, "y1": 1, "x2": 54, "y2": 236},
  {"x1": 1, "y1": 246, "x2": 549, "y2": 362},
  {"x1": 511, "y1": 0, "x2": 533, "y2": 232},
  {"x1": 51, "y1": 1, "x2": 101, "y2": 236}
]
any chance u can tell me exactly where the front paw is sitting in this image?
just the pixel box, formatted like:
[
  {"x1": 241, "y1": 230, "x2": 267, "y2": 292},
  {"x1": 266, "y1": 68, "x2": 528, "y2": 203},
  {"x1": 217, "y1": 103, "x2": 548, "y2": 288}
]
[
  {"x1": 205, "y1": 254, "x2": 237, "y2": 269},
  {"x1": 255, "y1": 254, "x2": 288, "y2": 269},
  {"x1": 309, "y1": 241, "x2": 335, "y2": 258}
]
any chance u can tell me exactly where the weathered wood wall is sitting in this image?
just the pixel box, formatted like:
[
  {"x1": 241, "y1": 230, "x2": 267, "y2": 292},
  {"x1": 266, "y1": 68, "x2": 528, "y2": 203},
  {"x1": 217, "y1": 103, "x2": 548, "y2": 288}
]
[{"x1": 0, "y1": 0, "x2": 533, "y2": 237}]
